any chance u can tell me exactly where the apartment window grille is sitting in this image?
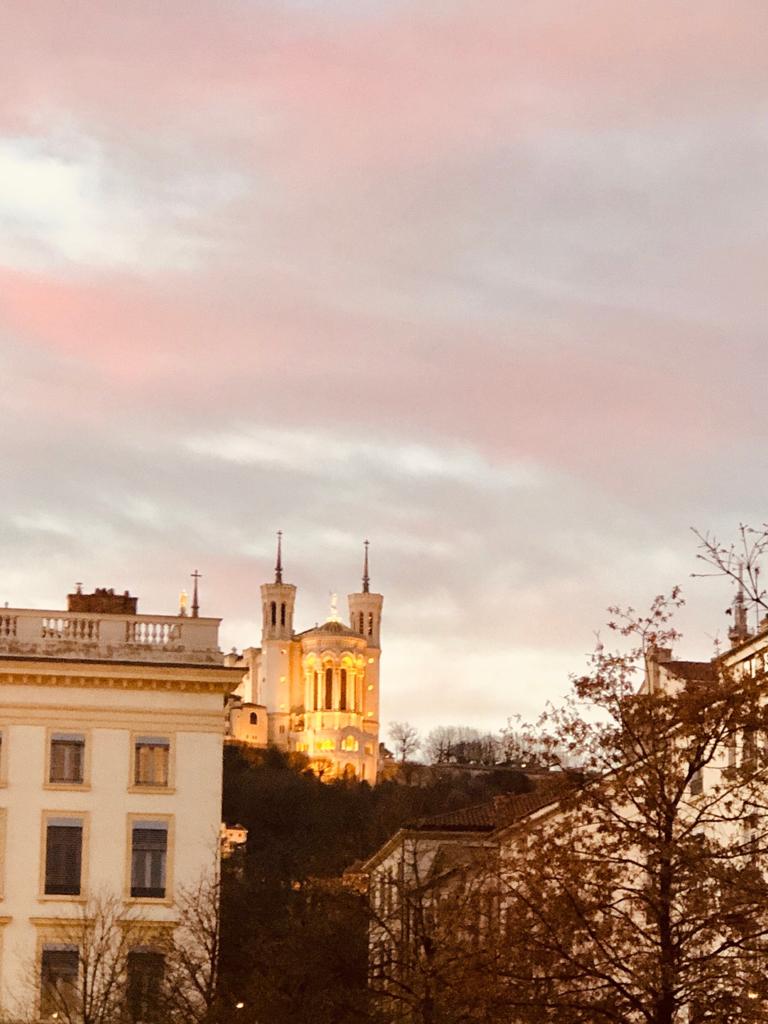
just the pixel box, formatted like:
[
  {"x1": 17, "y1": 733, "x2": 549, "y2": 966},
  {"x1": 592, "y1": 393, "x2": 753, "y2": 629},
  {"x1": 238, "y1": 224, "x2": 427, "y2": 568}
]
[
  {"x1": 50, "y1": 733, "x2": 85, "y2": 784},
  {"x1": 134, "y1": 737, "x2": 170, "y2": 787},
  {"x1": 127, "y1": 950, "x2": 164, "y2": 1023},
  {"x1": 45, "y1": 818, "x2": 83, "y2": 895},
  {"x1": 40, "y1": 945, "x2": 79, "y2": 1017},
  {"x1": 131, "y1": 821, "x2": 168, "y2": 899}
]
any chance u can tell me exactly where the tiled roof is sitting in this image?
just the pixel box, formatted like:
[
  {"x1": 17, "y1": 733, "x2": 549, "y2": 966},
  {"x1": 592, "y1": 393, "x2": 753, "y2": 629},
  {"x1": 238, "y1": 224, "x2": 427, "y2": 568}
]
[
  {"x1": 663, "y1": 660, "x2": 717, "y2": 683},
  {"x1": 411, "y1": 775, "x2": 572, "y2": 832}
]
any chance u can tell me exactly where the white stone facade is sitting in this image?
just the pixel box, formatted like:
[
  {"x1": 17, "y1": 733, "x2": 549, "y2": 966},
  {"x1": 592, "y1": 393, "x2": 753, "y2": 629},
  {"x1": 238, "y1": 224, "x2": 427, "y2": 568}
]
[
  {"x1": 228, "y1": 540, "x2": 383, "y2": 782},
  {"x1": 0, "y1": 590, "x2": 238, "y2": 1017}
]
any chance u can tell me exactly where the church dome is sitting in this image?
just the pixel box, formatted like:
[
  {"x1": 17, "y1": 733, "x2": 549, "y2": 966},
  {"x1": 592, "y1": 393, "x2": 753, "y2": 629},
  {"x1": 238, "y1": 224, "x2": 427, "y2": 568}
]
[{"x1": 299, "y1": 619, "x2": 362, "y2": 638}]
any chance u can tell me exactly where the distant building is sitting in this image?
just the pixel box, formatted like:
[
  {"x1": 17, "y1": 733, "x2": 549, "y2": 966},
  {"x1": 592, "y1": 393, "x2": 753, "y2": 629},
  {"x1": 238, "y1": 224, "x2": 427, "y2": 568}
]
[
  {"x1": 227, "y1": 536, "x2": 382, "y2": 783},
  {"x1": 0, "y1": 585, "x2": 238, "y2": 1017}
]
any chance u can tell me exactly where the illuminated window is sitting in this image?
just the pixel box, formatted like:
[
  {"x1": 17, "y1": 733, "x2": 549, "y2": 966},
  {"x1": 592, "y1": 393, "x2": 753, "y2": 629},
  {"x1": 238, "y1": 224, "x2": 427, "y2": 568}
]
[
  {"x1": 367, "y1": 613, "x2": 373, "y2": 636},
  {"x1": 324, "y1": 668, "x2": 333, "y2": 710},
  {"x1": 318, "y1": 739, "x2": 335, "y2": 751},
  {"x1": 342, "y1": 736, "x2": 358, "y2": 752},
  {"x1": 340, "y1": 669, "x2": 348, "y2": 711}
]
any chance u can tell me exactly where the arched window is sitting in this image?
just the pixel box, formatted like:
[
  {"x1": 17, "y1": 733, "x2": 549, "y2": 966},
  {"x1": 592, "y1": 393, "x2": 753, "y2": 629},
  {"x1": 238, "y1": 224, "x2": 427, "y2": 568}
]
[
  {"x1": 367, "y1": 612, "x2": 373, "y2": 636},
  {"x1": 324, "y1": 668, "x2": 333, "y2": 710},
  {"x1": 280, "y1": 603, "x2": 286, "y2": 627},
  {"x1": 358, "y1": 612, "x2": 364, "y2": 634},
  {"x1": 313, "y1": 671, "x2": 319, "y2": 711},
  {"x1": 340, "y1": 668, "x2": 348, "y2": 711},
  {"x1": 270, "y1": 601, "x2": 276, "y2": 627},
  {"x1": 249, "y1": 712, "x2": 258, "y2": 725}
]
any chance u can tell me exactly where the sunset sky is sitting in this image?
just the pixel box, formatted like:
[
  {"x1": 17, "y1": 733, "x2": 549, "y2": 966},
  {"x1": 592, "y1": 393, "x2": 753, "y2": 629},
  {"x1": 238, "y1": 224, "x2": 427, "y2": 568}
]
[{"x1": 1, "y1": 1, "x2": 766, "y2": 734}]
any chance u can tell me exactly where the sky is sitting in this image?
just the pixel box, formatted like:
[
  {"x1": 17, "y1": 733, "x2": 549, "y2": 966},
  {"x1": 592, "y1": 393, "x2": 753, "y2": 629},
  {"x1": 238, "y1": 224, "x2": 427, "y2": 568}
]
[{"x1": 1, "y1": 1, "x2": 767, "y2": 737}]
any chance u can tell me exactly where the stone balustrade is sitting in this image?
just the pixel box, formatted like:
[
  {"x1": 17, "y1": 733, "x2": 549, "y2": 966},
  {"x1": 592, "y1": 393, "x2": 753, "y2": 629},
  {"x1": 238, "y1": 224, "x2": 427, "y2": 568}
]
[{"x1": 0, "y1": 608, "x2": 223, "y2": 664}]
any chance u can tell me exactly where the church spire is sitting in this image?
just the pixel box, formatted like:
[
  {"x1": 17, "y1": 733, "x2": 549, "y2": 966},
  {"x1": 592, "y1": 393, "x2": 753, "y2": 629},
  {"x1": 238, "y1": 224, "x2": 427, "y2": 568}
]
[
  {"x1": 728, "y1": 562, "x2": 750, "y2": 646},
  {"x1": 275, "y1": 531, "x2": 283, "y2": 584},
  {"x1": 362, "y1": 539, "x2": 370, "y2": 593}
]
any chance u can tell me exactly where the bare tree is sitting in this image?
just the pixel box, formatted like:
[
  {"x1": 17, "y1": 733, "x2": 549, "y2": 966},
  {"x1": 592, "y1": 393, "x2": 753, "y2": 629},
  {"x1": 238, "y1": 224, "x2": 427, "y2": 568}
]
[
  {"x1": 368, "y1": 837, "x2": 500, "y2": 1024},
  {"x1": 492, "y1": 591, "x2": 768, "y2": 1024},
  {"x1": 162, "y1": 871, "x2": 221, "y2": 1023},
  {"x1": 17, "y1": 891, "x2": 149, "y2": 1024},
  {"x1": 693, "y1": 522, "x2": 768, "y2": 623},
  {"x1": 388, "y1": 722, "x2": 421, "y2": 764}
]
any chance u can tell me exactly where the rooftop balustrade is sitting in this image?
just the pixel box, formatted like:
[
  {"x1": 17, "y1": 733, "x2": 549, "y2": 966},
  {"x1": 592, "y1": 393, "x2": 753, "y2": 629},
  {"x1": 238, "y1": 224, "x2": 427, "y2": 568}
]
[{"x1": 0, "y1": 607, "x2": 224, "y2": 665}]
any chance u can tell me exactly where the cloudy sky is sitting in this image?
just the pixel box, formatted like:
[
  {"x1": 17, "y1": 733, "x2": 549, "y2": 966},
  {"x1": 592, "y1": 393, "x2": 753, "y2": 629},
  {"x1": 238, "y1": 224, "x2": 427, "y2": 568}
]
[{"x1": 1, "y1": 1, "x2": 766, "y2": 735}]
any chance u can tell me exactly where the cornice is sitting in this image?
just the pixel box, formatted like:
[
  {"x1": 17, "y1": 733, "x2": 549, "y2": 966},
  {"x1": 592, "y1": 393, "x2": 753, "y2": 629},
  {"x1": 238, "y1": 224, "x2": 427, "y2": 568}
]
[{"x1": 0, "y1": 659, "x2": 240, "y2": 694}]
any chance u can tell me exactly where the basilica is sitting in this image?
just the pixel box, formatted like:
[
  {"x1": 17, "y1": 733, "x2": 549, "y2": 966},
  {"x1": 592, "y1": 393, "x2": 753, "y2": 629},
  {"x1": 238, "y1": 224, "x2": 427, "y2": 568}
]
[{"x1": 227, "y1": 535, "x2": 383, "y2": 782}]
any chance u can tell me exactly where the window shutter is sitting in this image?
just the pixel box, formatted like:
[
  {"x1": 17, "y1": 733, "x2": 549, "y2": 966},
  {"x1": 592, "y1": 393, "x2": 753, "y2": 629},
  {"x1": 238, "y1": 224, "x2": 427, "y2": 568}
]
[{"x1": 45, "y1": 824, "x2": 83, "y2": 895}]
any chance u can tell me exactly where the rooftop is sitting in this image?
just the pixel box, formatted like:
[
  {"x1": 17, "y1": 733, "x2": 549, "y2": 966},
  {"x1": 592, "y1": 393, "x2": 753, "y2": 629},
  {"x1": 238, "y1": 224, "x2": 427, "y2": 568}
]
[
  {"x1": 410, "y1": 775, "x2": 573, "y2": 832},
  {"x1": 0, "y1": 588, "x2": 224, "y2": 666}
]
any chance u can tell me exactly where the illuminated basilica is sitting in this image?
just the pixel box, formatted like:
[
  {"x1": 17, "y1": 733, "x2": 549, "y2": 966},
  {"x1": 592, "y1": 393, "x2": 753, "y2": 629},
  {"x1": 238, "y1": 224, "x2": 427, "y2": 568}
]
[{"x1": 227, "y1": 535, "x2": 382, "y2": 782}]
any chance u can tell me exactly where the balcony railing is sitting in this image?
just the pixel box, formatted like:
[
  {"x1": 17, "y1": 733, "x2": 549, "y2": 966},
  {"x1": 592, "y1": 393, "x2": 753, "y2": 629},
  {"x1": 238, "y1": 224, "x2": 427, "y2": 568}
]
[{"x1": 0, "y1": 608, "x2": 223, "y2": 664}]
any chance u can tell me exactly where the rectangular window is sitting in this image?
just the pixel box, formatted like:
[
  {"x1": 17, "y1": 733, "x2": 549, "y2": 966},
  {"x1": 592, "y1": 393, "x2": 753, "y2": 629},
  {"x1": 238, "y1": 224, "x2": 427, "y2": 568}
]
[
  {"x1": 45, "y1": 818, "x2": 83, "y2": 895},
  {"x1": 131, "y1": 821, "x2": 168, "y2": 899},
  {"x1": 134, "y1": 737, "x2": 170, "y2": 788},
  {"x1": 690, "y1": 769, "x2": 704, "y2": 796},
  {"x1": 50, "y1": 733, "x2": 85, "y2": 785},
  {"x1": 40, "y1": 945, "x2": 79, "y2": 1017},
  {"x1": 127, "y1": 950, "x2": 164, "y2": 1022}
]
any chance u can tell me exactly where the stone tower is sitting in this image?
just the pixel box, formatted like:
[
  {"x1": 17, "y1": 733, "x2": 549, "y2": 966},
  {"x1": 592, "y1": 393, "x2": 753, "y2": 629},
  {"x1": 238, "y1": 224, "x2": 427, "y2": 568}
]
[
  {"x1": 348, "y1": 540, "x2": 383, "y2": 727},
  {"x1": 259, "y1": 532, "x2": 296, "y2": 737}
]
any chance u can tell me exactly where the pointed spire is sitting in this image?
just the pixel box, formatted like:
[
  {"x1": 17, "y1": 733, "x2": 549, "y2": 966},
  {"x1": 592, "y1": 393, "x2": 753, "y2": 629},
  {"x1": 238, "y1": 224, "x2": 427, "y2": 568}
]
[
  {"x1": 362, "y1": 539, "x2": 370, "y2": 593},
  {"x1": 191, "y1": 570, "x2": 201, "y2": 619},
  {"x1": 275, "y1": 531, "x2": 283, "y2": 584},
  {"x1": 728, "y1": 562, "x2": 750, "y2": 645}
]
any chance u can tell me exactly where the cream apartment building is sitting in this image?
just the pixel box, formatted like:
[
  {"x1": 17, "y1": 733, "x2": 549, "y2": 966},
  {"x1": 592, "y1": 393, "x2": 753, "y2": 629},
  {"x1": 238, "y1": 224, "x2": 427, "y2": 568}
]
[{"x1": 0, "y1": 586, "x2": 238, "y2": 1018}]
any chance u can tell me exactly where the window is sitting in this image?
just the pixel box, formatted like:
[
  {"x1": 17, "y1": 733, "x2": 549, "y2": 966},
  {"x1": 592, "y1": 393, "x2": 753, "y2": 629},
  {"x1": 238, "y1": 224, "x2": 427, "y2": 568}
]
[
  {"x1": 249, "y1": 712, "x2": 258, "y2": 725},
  {"x1": 127, "y1": 950, "x2": 164, "y2": 1023},
  {"x1": 270, "y1": 601, "x2": 276, "y2": 626},
  {"x1": 358, "y1": 612, "x2": 364, "y2": 634},
  {"x1": 313, "y1": 671, "x2": 319, "y2": 710},
  {"x1": 690, "y1": 769, "x2": 704, "y2": 796},
  {"x1": 45, "y1": 817, "x2": 83, "y2": 895},
  {"x1": 280, "y1": 602, "x2": 286, "y2": 627},
  {"x1": 367, "y1": 613, "x2": 373, "y2": 636},
  {"x1": 40, "y1": 945, "x2": 79, "y2": 1017},
  {"x1": 49, "y1": 733, "x2": 85, "y2": 785},
  {"x1": 340, "y1": 668, "x2": 348, "y2": 711},
  {"x1": 131, "y1": 821, "x2": 168, "y2": 899},
  {"x1": 134, "y1": 737, "x2": 170, "y2": 788},
  {"x1": 324, "y1": 667, "x2": 333, "y2": 710}
]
